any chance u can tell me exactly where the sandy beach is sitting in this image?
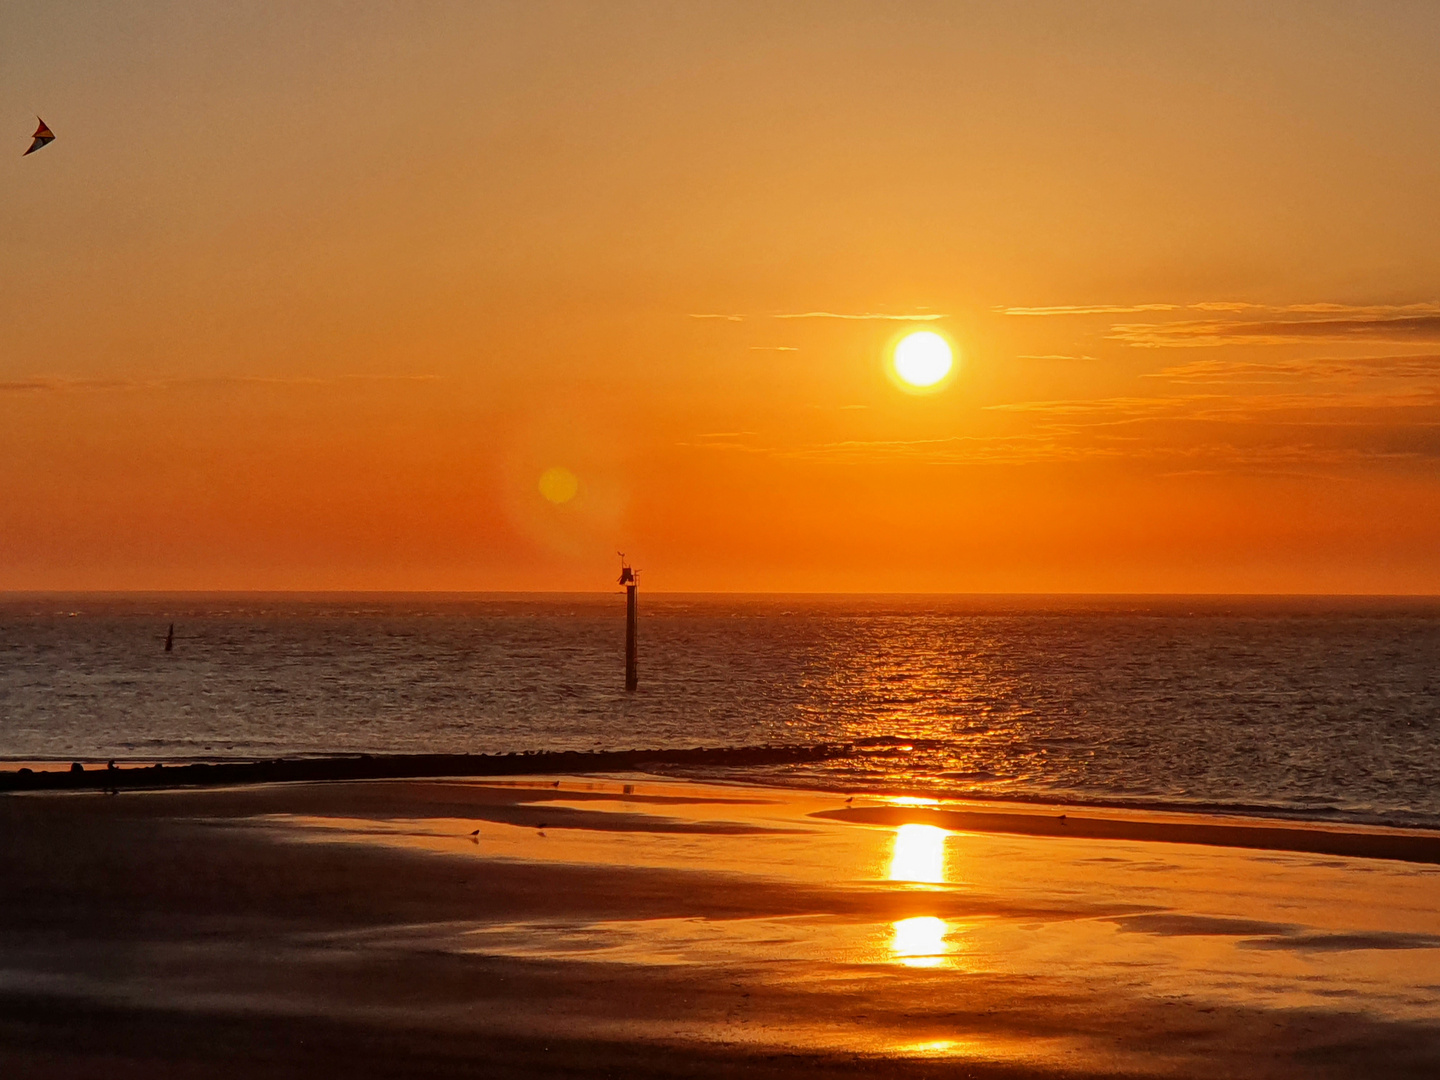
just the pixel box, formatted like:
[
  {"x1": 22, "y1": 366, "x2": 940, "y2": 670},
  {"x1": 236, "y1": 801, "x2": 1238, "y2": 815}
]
[{"x1": 2, "y1": 774, "x2": 1439, "y2": 1078}]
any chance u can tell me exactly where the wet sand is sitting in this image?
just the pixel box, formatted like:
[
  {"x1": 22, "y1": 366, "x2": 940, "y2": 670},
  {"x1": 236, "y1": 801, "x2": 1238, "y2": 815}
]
[{"x1": 3, "y1": 776, "x2": 1439, "y2": 1078}]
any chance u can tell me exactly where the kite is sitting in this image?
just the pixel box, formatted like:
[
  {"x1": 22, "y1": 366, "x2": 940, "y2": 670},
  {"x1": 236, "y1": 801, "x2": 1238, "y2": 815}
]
[{"x1": 24, "y1": 118, "x2": 55, "y2": 156}]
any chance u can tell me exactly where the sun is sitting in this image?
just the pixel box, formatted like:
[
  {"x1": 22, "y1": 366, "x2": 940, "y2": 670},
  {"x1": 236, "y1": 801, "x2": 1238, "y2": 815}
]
[{"x1": 892, "y1": 331, "x2": 954, "y2": 389}]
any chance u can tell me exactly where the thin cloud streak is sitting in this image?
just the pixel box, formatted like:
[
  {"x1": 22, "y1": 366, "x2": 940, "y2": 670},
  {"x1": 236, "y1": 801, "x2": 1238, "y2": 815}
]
[
  {"x1": 773, "y1": 311, "x2": 946, "y2": 321},
  {"x1": 1001, "y1": 300, "x2": 1440, "y2": 318},
  {"x1": 1190, "y1": 301, "x2": 1440, "y2": 316},
  {"x1": 1146, "y1": 355, "x2": 1440, "y2": 385},
  {"x1": 692, "y1": 429, "x2": 1439, "y2": 469},
  {"x1": 0, "y1": 374, "x2": 444, "y2": 394},
  {"x1": 688, "y1": 312, "x2": 946, "y2": 322},
  {"x1": 1111, "y1": 314, "x2": 1440, "y2": 348},
  {"x1": 999, "y1": 304, "x2": 1178, "y2": 316},
  {"x1": 988, "y1": 389, "x2": 1440, "y2": 421}
]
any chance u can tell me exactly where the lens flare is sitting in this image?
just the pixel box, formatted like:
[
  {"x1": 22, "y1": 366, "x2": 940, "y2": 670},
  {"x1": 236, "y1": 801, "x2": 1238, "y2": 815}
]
[{"x1": 538, "y1": 466, "x2": 579, "y2": 504}]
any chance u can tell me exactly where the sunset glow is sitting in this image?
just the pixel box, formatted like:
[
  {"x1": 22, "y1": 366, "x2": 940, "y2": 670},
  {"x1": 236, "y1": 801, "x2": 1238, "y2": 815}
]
[{"x1": 5, "y1": 4, "x2": 1440, "y2": 594}]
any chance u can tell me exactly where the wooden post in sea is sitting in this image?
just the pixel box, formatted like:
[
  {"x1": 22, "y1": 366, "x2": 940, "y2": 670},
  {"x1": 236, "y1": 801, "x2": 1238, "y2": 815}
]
[{"x1": 618, "y1": 555, "x2": 638, "y2": 691}]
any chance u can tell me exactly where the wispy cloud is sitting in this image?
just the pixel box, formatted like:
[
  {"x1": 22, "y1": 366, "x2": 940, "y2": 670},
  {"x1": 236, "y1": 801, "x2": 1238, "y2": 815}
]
[
  {"x1": 688, "y1": 311, "x2": 946, "y2": 322},
  {"x1": 0, "y1": 377, "x2": 134, "y2": 393},
  {"x1": 987, "y1": 388, "x2": 1440, "y2": 421},
  {"x1": 1189, "y1": 301, "x2": 1440, "y2": 316},
  {"x1": 1111, "y1": 313, "x2": 1440, "y2": 348},
  {"x1": 0, "y1": 373, "x2": 443, "y2": 394},
  {"x1": 771, "y1": 433, "x2": 1108, "y2": 465},
  {"x1": 1001, "y1": 300, "x2": 1440, "y2": 319},
  {"x1": 998, "y1": 298, "x2": 1440, "y2": 347},
  {"x1": 1145, "y1": 355, "x2": 1440, "y2": 386},
  {"x1": 773, "y1": 311, "x2": 946, "y2": 321},
  {"x1": 677, "y1": 431, "x2": 766, "y2": 452},
  {"x1": 680, "y1": 397, "x2": 1440, "y2": 470},
  {"x1": 749, "y1": 345, "x2": 799, "y2": 351},
  {"x1": 999, "y1": 304, "x2": 1178, "y2": 316},
  {"x1": 1017, "y1": 354, "x2": 1099, "y2": 361}
]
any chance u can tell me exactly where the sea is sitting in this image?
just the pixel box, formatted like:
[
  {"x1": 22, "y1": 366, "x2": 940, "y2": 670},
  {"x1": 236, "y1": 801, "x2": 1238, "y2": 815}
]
[{"x1": 2, "y1": 594, "x2": 1437, "y2": 830}]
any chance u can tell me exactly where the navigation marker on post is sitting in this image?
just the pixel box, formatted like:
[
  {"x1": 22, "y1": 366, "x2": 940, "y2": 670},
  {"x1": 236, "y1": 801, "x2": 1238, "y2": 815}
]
[{"x1": 618, "y1": 554, "x2": 638, "y2": 692}]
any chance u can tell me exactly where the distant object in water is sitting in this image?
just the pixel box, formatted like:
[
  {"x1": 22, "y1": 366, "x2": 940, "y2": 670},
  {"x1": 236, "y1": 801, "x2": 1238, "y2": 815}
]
[
  {"x1": 70, "y1": 761, "x2": 83, "y2": 773},
  {"x1": 618, "y1": 553, "x2": 638, "y2": 692},
  {"x1": 164, "y1": 623, "x2": 174, "y2": 652},
  {"x1": 23, "y1": 118, "x2": 55, "y2": 156}
]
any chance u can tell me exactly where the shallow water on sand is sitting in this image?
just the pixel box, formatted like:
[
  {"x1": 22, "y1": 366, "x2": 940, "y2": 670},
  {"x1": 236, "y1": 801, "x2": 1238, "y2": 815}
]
[
  {"x1": 11, "y1": 776, "x2": 1439, "y2": 1077},
  {"x1": 273, "y1": 777, "x2": 1440, "y2": 1042},
  {"x1": 1, "y1": 594, "x2": 1437, "y2": 828}
]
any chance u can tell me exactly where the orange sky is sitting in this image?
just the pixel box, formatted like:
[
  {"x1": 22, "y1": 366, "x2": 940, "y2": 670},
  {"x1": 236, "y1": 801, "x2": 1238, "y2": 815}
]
[{"x1": 4, "y1": 2, "x2": 1440, "y2": 592}]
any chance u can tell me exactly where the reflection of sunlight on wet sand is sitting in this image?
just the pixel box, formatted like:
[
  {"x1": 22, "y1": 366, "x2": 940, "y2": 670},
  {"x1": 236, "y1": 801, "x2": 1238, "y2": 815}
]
[
  {"x1": 891, "y1": 915, "x2": 950, "y2": 967},
  {"x1": 888, "y1": 825, "x2": 955, "y2": 966},
  {"x1": 889, "y1": 823, "x2": 947, "y2": 883},
  {"x1": 267, "y1": 776, "x2": 1440, "y2": 1030},
  {"x1": 906, "y1": 1039, "x2": 957, "y2": 1054}
]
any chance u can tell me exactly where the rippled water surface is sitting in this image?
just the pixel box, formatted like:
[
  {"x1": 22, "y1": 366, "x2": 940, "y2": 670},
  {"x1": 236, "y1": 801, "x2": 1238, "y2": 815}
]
[{"x1": 2, "y1": 594, "x2": 1437, "y2": 827}]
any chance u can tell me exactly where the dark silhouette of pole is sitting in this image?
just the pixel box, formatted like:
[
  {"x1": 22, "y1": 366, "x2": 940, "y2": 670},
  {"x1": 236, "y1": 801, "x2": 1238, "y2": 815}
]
[
  {"x1": 625, "y1": 580, "x2": 638, "y2": 691},
  {"x1": 164, "y1": 623, "x2": 174, "y2": 652},
  {"x1": 618, "y1": 556, "x2": 637, "y2": 691}
]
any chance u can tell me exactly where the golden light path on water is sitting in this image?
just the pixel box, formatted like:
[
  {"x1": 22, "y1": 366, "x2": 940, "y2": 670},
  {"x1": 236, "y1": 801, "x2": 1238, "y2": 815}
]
[{"x1": 888, "y1": 821, "x2": 953, "y2": 967}]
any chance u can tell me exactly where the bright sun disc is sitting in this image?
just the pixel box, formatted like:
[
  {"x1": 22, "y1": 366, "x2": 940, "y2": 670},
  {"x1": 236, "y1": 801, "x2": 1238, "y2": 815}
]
[{"x1": 893, "y1": 331, "x2": 953, "y2": 388}]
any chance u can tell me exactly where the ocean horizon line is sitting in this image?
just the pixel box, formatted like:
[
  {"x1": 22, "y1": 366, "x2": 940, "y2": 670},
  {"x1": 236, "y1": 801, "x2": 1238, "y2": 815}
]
[{"x1": 3, "y1": 589, "x2": 1439, "y2": 600}]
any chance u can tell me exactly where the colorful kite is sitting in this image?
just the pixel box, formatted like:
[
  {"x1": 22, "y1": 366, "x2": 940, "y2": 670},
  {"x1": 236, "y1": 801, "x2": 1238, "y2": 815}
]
[{"x1": 24, "y1": 118, "x2": 55, "y2": 156}]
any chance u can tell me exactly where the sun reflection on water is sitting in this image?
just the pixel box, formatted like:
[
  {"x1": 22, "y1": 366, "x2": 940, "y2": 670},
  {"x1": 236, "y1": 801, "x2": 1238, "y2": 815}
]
[
  {"x1": 887, "y1": 825, "x2": 953, "y2": 965},
  {"x1": 891, "y1": 915, "x2": 950, "y2": 967},
  {"x1": 889, "y1": 823, "x2": 947, "y2": 883},
  {"x1": 903, "y1": 1038, "x2": 959, "y2": 1055}
]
